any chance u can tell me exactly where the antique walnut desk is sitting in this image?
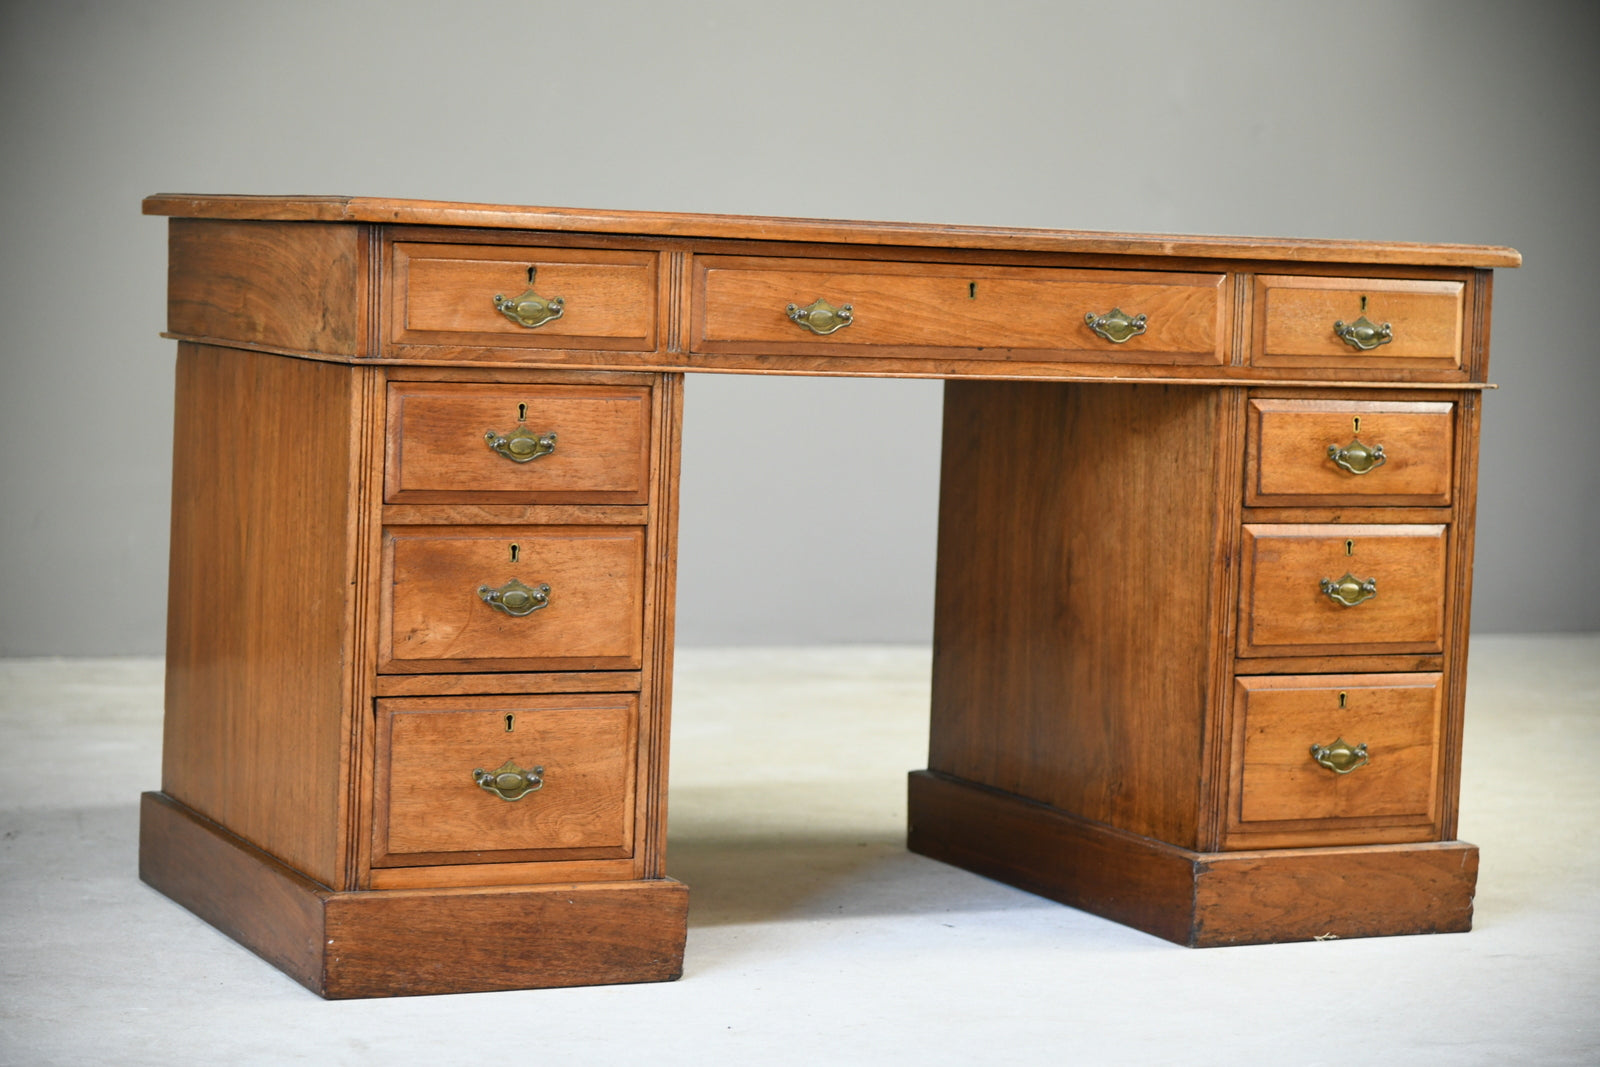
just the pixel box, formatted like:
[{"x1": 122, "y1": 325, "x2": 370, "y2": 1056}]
[{"x1": 139, "y1": 194, "x2": 1519, "y2": 998}]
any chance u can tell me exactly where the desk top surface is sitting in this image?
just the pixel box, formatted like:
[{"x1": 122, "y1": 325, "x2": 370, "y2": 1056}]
[{"x1": 144, "y1": 194, "x2": 1521, "y2": 270}]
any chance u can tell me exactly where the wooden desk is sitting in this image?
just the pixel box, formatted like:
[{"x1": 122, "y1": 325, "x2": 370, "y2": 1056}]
[{"x1": 138, "y1": 195, "x2": 1519, "y2": 997}]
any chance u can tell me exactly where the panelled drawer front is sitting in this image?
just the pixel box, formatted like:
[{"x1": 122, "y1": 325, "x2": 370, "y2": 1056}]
[
  {"x1": 1238, "y1": 524, "x2": 1447, "y2": 657},
  {"x1": 1253, "y1": 275, "x2": 1464, "y2": 371},
  {"x1": 382, "y1": 525, "x2": 645, "y2": 672},
  {"x1": 385, "y1": 383, "x2": 651, "y2": 504},
  {"x1": 694, "y1": 256, "x2": 1227, "y2": 363},
  {"x1": 373, "y1": 693, "x2": 637, "y2": 866},
  {"x1": 1225, "y1": 673, "x2": 1442, "y2": 848},
  {"x1": 391, "y1": 243, "x2": 657, "y2": 351},
  {"x1": 1246, "y1": 398, "x2": 1454, "y2": 506}
]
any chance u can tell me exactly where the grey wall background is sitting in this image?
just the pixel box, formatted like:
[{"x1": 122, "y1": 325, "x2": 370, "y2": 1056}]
[{"x1": 1, "y1": 0, "x2": 1595, "y2": 656}]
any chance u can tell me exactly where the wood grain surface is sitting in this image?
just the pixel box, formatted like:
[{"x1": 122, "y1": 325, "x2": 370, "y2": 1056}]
[
  {"x1": 162, "y1": 344, "x2": 363, "y2": 885},
  {"x1": 167, "y1": 219, "x2": 365, "y2": 356},
  {"x1": 928, "y1": 380, "x2": 1235, "y2": 848}
]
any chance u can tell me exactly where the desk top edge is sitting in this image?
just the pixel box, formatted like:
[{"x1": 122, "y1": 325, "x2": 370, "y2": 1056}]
[{"x1": 141, "y1": 194, "x2": 1522, "y2": 269}]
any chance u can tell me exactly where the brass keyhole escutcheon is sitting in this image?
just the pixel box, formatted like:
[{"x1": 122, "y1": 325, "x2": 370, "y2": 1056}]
[
  {"x1": 510, "y1": 543, "x2": 519, "y2": 564},
  {"x1": 505, "y1": 713, "x2": 515, "y2": 732},
  {"x1": 518, "y1": 403, "x2": 528, "y2": 422}
]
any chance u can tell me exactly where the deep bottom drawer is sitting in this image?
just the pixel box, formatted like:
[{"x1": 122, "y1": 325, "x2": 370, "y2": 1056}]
[
  {"x1": 1224, "y1": 672, "x2": 1443, "y2": 849},
  {"x1": 373, "y1": 693, "x2": 638, "y2": 867}
]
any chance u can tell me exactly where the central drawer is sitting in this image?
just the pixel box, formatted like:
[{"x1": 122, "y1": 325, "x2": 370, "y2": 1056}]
[
  {"x1": 693, "y1": 256, "x2": 1227, "y2": 362},
  {"x1": 381, "y1": 525, "x2": 646, "y2": 672}
]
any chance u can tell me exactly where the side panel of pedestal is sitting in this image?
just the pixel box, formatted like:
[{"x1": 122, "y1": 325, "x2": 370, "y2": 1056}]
[
  {"x1": 907, "y1": 771, "x2": 1476, "y2": 947},
  {"x1": 140, "y1": 792, "x2": 689, "y2": 998}
]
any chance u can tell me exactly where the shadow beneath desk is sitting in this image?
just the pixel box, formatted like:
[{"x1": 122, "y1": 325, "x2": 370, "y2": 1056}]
[
  {"x1": 666, "y1": 829, "x2": 1052, "y2": 928},
  {"x1": 665, "y1": 780, "x2": 1055, "y2": 928}
]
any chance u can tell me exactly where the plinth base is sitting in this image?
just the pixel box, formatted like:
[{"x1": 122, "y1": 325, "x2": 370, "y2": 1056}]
[
  {"x1": 139, "y1": 792, "x2": 689, "y2": 998},
  {"x1": 907, "y1": 771, "x2": 1477, "y2": 947}
]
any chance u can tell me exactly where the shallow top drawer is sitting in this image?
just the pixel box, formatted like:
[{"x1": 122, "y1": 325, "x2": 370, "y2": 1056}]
[
  {"x1": 386, "y1": 383, "x2": 651, "y2": 504},
  {"x1": 390, "y1": 243, "x2": 657, "y2": 351},
  {"x1": 1246, "y1": 398, "x2": 1454, "y2": 506},
  {"x1": 693, "y1": 257, "x2": 1227, "y2": 364},
  {"x1": 1252, "y1": 276, "x2": 1463, "y2": 371}
]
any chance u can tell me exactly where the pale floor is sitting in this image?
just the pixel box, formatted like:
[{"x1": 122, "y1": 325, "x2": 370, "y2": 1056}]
[{"x1": 1, "y1": 637, "x2": 1596, "y2": 1065}]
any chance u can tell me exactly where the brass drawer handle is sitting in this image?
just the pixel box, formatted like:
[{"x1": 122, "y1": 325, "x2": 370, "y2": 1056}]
[
  {"x1": 478, "y1": 578, "x2": 551, "y2": 616},
  {"x1": 1328, "y1": 436, "x2": 1387, "y2": 475},
  {"x1": 1084, "y1": 308, "x2": 1147, "y2": 344},
  {"x1": 1320, "y1": 572, "x2": 1377, "y2": 607},
  {"x1": 473, "y1": 759, "x2": 545, "y2": 801},
  {"x1": 1333, "y1": 314, "x2": 1392, "y2": 351},
  {"x1": 1310, "y1": 738, "x2": 1369, "y2": 775},
  {"x1": 786, "y1": 298, "x2": 853, "y2": 335},
  {"x1": 484, "y1": 426, "x2": 558, "y2": 462},
  {"x1": 493, "y1": 267, "x2": 565, "y2": 328}
]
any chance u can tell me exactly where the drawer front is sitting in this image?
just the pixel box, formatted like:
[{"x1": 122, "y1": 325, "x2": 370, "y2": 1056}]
[
  {"x1": 1225, "y1": 673, "x2": 1442, "y2": 847},
  {"x1": 1246, "y1": 398, "x2": 1454, "y2": 506},
  {"x1": 1252, "y1": 275, "x2": 1464, "y2": 371},
  {"x1": 382, "y1": 525, "x2": 645, "y2": 672},
  {"x1": 391, "y1": 243, "x2": 657, "y2": 351},
  {"x1": 694, "y1": 256, "x2": 1227, "y2": 363},
  {"x1": 1238, "y1": 524, "x2": 1447, "y2": 657},
  {"x1": 373, "y1": 693, "x2": 637, "y2": 866},
  {"x1": 386, "y1": 383, "x2": 651, "y2": 504}
]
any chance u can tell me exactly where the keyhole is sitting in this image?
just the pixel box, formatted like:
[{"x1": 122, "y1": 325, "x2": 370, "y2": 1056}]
[
  {"x1": 505, "y1": 713, "x2": 515, "y2": 732},
  {"x1": 1360, "y1": 294, "x2": 1369, "y2": 313},
  {"x1": 517, "y1": 403, "x2": 527, "y2": 422},
  {"x1": 527, "y1": 266, "x2": 537, "y2": 284},
  {"x1": 1339, "y1": 691, "x2": 1348, "y2": 709},
  {"x1": 968, "y1": 282, "x2": 977, "y2": 299},
  {"x1": 1346, "y1": 539, "x2": 1355, "y2": 556},
  {"x1": 1352, "y1": 415, "x2": 1361, "y2": 434},
  {"x1": 510, "y1": 543, "x2": 520, "y2": 563}
]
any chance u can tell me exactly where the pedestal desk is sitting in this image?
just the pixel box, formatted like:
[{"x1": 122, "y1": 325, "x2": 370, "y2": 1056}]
[{"x1": 138, "y1": 194, "x2": 1519, "y2": 997}]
